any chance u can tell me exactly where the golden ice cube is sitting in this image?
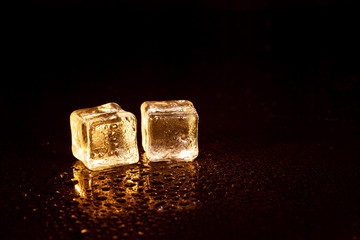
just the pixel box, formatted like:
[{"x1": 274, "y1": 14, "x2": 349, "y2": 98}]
[
  {"x1": 141, "y1": 100, "x2": 199, "y2": 162},
  {"x1": 70, "y1": 102, "x2": 139, "y2": 170}
]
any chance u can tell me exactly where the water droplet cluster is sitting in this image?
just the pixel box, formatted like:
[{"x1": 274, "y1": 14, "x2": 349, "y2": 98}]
[
  {"x1": 8, "y1": 139, "x2": 358, "y2": 239},
  {"x1": 72, "y1": 160, "x2": 199, "y2": 218}
]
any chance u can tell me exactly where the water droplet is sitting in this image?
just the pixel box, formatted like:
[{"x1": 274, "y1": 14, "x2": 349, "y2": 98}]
[
  {"x1": 96, "y1": 196, "x2": 107, "y2": 201},
  {"x1": 125, "y1": 181, "x2": 136, "y2": 188},
  {"x1": 116, "y1": 192, "x2": 125, "y2": 197},
  {"x1": 164, "y1": 177, "x2": 175, "y2": 181},
  {"x1": 151, "y1": 181, "x2": 164, "y2": 186},
  {"x1": 116, "y1": 198, "x2": 126, "y2": 203}
]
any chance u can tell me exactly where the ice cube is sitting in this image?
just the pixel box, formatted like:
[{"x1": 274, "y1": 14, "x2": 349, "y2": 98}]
[
  {"x1": 70, "y1": 102, "x2": 139, "y2": 170},
  {"x1": 141, "y1": 100, "x2": 199, "y2": 162}
]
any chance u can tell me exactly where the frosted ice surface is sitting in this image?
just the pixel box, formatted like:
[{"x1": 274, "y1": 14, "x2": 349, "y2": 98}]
[
  {"x1": 70, "y1": 102, "x2": 139, "y2": 170},
  {"x1": 141, "y1": 100, "x2": 199, "y2": 162}
]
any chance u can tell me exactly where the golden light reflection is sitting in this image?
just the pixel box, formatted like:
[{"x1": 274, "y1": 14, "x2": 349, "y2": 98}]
[{"x1": 72, "y1": 160, "x2": 199, "y2": 218}]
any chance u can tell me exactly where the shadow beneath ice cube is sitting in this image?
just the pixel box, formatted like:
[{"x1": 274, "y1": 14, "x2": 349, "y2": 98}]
[{"x1": 72, "y1": 160, "x2": 200, "y2": 218}]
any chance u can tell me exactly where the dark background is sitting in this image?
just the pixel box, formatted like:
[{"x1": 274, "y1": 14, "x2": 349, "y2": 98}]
[{"x1": 1, "y1": 1, "x2": 360, "y2": 239}]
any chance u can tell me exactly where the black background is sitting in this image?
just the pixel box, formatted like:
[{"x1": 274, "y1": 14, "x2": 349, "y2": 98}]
[{"x1": 1, "y1": 1, "x2": 360, "y2": 239}]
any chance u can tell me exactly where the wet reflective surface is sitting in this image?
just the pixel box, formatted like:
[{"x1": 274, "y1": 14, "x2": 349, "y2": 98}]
[
  {"x1": 3, "y1": 136, "x2": 360, "y2": 239},
  {"x1": 72, "y1": 160, "x2": 199, "y2": 217}
]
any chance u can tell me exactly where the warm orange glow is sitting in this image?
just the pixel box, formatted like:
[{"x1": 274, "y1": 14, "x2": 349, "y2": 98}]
[
  {"x1": 70, "y1": 103, "x2": 139, "y2": 170},
  {"x1": 72, "y1": 160, "x2": 199, "y2": 218},
  {"x1": 141, "y1": 100, "x2": 199, "y2": 162}
]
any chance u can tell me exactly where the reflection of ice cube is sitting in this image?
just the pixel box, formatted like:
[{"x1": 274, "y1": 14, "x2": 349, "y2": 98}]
[
  {"x1": 72, "y1": 160, "x2": 199, "y2": 218},
  {"x1": 70, "y1": 102, "x2": 139, "y2": 170},
  {"x1": 141, "y1": 100, "x2": 199, "y2": 162}
]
